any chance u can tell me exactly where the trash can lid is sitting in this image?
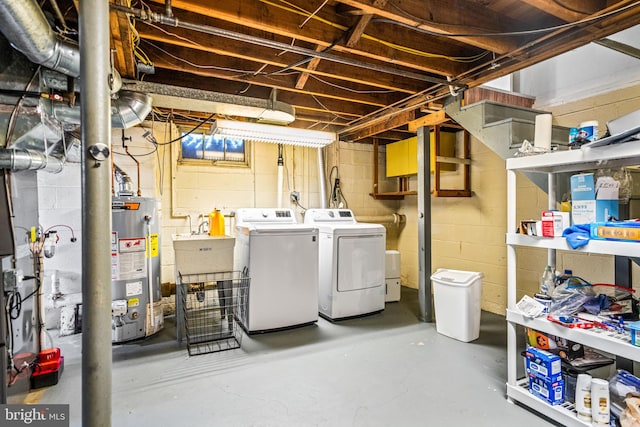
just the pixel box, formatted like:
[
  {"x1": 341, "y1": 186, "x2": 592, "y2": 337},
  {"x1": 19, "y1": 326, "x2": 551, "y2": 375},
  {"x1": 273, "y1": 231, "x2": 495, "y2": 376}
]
[{"x1": 430, "y1": 269, "x2": 483, "y2": 286}]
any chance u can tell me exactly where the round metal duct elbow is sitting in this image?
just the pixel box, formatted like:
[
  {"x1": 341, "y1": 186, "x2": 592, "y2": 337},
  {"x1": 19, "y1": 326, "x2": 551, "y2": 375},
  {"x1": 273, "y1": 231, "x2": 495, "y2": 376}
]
[
  {"x1": 111, "y1": 91, "x2": 153, "y2": 129},
  {"x1": 48, "y1": 91, "x2": 152, "y2": 129}
]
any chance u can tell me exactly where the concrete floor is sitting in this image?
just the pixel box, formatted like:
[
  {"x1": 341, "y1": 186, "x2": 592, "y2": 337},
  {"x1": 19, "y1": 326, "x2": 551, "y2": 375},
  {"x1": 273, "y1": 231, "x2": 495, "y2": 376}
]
[{"x1": 23, "y1": 288, "x2": 555, "y2": 426}]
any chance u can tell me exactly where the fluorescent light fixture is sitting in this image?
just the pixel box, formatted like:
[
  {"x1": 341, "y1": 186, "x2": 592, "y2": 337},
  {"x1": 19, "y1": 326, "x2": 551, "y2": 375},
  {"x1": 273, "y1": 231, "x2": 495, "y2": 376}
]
[{"x1": 211, "y1": 119, "x2": 336, "y2": 148}]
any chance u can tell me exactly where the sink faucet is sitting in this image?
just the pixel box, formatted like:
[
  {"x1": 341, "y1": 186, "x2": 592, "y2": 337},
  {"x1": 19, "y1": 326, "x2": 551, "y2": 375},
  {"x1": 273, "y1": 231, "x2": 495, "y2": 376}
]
[{"x1": 197, "y1": 220, "x2": 208, "y2": 235}]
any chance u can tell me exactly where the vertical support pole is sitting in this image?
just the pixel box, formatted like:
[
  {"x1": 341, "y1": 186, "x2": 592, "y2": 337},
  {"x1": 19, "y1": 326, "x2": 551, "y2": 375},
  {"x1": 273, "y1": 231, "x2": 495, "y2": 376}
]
[
  {"x1": 80, "y1": 0, "x2": 112, "y2": 425},
  {"x1": 547, "y1": 172, "x2": 556, "y2": 268},
  {"x1": 0, "y1": 264, "x2": 6, "y2": 404},
  {"x1": 506, "y1": 169, "x2": 517, "y2": 389},
  {"x1": 417, "y1": 126, "x2": 432, "y2": 322}
]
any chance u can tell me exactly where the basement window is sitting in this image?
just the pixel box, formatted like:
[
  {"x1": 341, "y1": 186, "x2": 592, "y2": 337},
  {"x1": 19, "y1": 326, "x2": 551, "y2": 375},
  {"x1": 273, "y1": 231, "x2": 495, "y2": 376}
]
[{"x1": 179, "y1": 130, "x2": 249, "y2": 166}]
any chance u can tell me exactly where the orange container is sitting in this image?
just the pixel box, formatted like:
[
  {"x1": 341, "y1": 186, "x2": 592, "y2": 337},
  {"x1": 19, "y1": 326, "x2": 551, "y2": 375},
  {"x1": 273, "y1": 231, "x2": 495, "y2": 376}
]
[{"x1": 208, "y1": 209, "x2": 225, "y2": 236}]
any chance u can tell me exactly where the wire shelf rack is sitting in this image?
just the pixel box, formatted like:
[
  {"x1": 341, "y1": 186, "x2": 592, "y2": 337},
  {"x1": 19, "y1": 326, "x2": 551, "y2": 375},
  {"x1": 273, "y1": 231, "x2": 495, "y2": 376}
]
[{"x1": 178, "y1": 271, "x2": 249, "y2": 356}]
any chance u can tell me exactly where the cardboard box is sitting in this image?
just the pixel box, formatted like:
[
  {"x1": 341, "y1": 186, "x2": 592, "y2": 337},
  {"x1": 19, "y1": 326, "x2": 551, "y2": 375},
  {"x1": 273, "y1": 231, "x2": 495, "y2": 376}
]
[
  {"x1": 541, "y1": 211, "x2": 570, "y2": 237},
  {"x1": 528, "y1": 375, "x2": 565, "y2": 405},
  {"x1": 571, "y1": 173, "x2": 619, "y2": 224},
  {"x1": 525, "y1": 346, "x2": 563, "y2": 382}
]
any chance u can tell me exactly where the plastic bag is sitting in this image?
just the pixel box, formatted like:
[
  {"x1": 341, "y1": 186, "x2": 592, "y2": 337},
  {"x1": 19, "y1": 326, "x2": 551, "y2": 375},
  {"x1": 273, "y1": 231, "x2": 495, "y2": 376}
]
[
  {"x1": 610, "y1": 370, "x2": 640, "y2": 418},
  {"x1": 597, "y1": 167, "x2": 633, "y2": 204},
  {"x1": 548, "y1": 278, "x2": 594, "y2": 315},
  {"x1": 621, "y1": 396, "x2": 640, "y2": 427}
]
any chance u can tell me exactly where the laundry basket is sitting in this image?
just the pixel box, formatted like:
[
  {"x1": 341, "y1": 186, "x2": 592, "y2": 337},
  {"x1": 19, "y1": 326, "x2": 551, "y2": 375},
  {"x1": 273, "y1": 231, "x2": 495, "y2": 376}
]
[
  {"x1": 431, "y1": 269, "x2": 483, "y2": 342},
  {"x1": 178, "y1": 271, "x2": 249, "y2": 356}
]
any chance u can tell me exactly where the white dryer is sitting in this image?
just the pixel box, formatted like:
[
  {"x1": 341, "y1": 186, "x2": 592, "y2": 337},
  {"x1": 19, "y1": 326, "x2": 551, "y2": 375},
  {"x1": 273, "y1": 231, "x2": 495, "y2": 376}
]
[
  {"x1": 304, "y1": 209, "x2": 386, "y2": 321},
  {"x1": 234, "y1": 208, "x2": 319, "y2": 333}
]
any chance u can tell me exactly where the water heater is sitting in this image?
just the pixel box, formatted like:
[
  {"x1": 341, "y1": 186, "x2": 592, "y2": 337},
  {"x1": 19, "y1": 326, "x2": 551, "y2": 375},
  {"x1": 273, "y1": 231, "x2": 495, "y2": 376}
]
[{"x1": 111, "y1": 196, "x2": 163, "y2": 342}]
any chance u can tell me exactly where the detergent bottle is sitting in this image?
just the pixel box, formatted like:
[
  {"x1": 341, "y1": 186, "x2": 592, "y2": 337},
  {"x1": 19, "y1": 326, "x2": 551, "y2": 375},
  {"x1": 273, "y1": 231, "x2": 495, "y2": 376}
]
[{"x1": 208, "y1": 209, "x2": 225, "y2": 236}]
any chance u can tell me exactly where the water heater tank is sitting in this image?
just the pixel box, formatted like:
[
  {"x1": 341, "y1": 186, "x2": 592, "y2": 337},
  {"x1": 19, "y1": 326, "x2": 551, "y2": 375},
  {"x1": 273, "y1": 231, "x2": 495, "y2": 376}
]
[{"x1": 111, "y1": 196, "x2": 163, "y2": 342}]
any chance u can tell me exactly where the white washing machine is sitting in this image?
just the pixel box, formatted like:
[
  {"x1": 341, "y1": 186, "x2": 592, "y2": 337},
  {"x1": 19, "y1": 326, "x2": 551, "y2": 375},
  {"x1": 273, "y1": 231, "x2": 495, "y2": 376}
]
[
  {"x1": 234, "y1": 208, "x2": 319, "y2": 333},
  {"x1": 304, "y1": 209, "x2": 386, "y2": 321}
]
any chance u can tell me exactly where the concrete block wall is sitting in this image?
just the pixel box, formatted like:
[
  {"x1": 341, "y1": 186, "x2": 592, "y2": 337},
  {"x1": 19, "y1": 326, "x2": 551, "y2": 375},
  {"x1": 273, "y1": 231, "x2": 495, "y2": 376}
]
[
  {"x1": 37, "y1": 126, "x2": 158, "y2": 328},
  {"x1": 396, "y1": 82, "x2": 640, "y2": 316},
  {"x1": 324, "y1": 140, "x2": 401, "y2": 250},
  {"x1": 160, "y1": 133, "x2": 401, "y2": 284}
]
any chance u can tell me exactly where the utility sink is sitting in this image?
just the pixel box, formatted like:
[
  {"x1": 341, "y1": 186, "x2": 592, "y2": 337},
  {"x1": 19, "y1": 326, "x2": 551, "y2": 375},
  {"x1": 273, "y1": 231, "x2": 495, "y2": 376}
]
[{"x1": 172, "y1": 234, "x2": 235, "y2": 276}]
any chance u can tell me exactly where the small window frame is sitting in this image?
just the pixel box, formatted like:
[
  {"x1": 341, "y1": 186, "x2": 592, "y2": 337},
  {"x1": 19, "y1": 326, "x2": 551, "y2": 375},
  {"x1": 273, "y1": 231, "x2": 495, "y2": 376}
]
[{"x1": 178, "y1": 128, "x2": 250, "y2": 167}]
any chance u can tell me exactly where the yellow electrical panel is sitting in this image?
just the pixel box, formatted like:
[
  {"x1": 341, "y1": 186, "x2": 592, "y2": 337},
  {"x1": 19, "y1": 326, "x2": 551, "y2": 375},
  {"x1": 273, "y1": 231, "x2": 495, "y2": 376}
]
[
  {"x1": 386, "y1": 137, "x2": 416, "y2": 177},
  {"x1": 386, "y1": 131, "x2": 456, "y2": 177}
]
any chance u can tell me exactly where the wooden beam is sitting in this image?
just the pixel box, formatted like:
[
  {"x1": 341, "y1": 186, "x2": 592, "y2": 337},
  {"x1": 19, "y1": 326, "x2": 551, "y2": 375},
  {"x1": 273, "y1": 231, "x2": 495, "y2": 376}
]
[
  {"x1": 109, "y1": 0, "x2": 136, "y2": 78},
  {"x1": 334, "y1": 0, "x2": 521, "y2": 54},
  {"x1": 148, "y1": 0, "x2": 469, "y2": 77},
  {"x1": 145, "y1": 67, "x2": 375, "y2": 118},
  {"x1": 144, "y1": 45, "x2": 395, "y2": 108},
  {"x1": 456, "y1": 3, "x2": 640, "y2": 88},
  {"x1": 340, "y1": 109, "x2": 415, "y2": 142},
  {"x1": 295, "y1": 45, "x2": 324, "y2": 89},
  {"x1": 408, "y1": 110, "x2": 449, "y2": 131},
  {"x1": 345, "y1": 14, "x2": 374, "y2": 48},
  {"x1": 136, "y1": 22, "x2": 422, "y2": 94},
  {"x1": 345, "y1": 0, "x2": 390, "y2": 48},
  {"x1": 520, "y1": 0, "x2": 605, "y2": 21}
]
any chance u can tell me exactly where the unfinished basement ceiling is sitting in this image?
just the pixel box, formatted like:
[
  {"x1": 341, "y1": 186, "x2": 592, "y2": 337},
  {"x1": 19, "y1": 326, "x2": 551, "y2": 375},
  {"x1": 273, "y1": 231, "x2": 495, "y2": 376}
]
[{"x1": 45, "y1": 0, "x2": 640, "y2": 143}]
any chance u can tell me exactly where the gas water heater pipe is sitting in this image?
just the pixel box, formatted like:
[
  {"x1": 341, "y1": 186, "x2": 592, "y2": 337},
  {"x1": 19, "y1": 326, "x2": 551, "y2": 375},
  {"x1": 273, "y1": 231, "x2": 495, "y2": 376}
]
[
  {"x1": 276, "y1": 144, "x2": 283, "y2": 208},
  {"x1": 122, "y1": 130, "x2": 142, "y2": 196},
  {"x1": 145, "y1": 216, "x2": 155, "y2": 332}
]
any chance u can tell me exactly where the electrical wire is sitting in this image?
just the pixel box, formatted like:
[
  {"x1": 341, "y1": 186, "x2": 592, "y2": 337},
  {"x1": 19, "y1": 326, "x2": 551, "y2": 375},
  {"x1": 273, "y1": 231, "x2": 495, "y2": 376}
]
[
  {"x1": 310, "y1": 95, "x2": 357, "y2": 121},
  {"x1": 327, "y1": 165, "x2": 348, "y2": 208},
  {"x1": 154, "y1": 112, "x2": 216, "y2": 146},
  {"x1": 139, "y1": 18, "x2": 400, "y2": 95},
  {"x1": 262, "y1": 0, "x2": 489, "y2": 62},
  {"x1": 141, "y1": 39, "x2": 262, "y2": 75},
  {"x1": 308, "y1": 73, "x2": 395, "y2": 94},
  {"x1": 383, "y1": 0, "x2": 640, "y2": 38},
  {"x1": 44, "y1": 224, "x2": 77, "y2": 241}
]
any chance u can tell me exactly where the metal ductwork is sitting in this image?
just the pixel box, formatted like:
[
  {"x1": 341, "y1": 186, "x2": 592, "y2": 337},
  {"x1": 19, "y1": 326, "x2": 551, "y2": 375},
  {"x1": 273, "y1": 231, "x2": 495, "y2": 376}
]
[
  {"x1": 0, "y1": 0, "x2": 149, "y2": 128},
  {"x1": 113, "y1": 163, "x2": 134, "y2": 196},
  {"x1": 0, "y1": 0, "x2": 79, "y2": 78},
  {"x1": 0, "y1": 148, "x2": 64, "y2": 173},
  {"x1": 46, "y1": 90, "x2": 153, "y2": 129}
]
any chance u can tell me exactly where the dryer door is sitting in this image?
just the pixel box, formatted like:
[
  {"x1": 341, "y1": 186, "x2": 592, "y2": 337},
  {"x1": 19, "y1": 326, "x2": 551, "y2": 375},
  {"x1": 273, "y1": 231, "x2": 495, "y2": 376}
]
[{"x1": 336, "y1": 234, "x2": 385, "y2": 292}]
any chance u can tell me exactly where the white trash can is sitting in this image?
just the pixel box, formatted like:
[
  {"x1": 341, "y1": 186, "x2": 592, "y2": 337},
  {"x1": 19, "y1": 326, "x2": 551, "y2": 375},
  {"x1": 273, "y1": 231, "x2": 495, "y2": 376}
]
[{"x1": 430, "y1": 269, "x2": 483, "y2": 342}]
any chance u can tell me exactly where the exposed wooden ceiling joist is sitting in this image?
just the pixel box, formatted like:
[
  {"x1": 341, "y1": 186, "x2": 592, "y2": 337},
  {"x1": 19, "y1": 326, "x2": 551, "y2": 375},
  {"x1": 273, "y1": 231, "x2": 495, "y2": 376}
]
[
  {"x1": 87, "y1": 0, "x2": 640, "y2": 142},
  {"x1": 148, "y1": 0, "x2": 474, "y2": 77}
]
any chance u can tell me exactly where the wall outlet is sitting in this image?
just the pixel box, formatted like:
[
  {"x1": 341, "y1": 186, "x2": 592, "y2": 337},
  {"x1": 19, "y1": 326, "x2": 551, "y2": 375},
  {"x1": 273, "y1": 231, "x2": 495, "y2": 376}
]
[{"x1": 290, "y1": 191, "x2": 300, "y2": 203}]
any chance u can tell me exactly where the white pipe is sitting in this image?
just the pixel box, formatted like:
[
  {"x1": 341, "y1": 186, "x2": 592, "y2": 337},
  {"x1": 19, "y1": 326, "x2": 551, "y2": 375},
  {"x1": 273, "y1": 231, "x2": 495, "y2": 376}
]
[
  {"x1": 277, "y1": 164, "x2": 283, "y2": 208},
  {"x1": 317, "y1": 148, "x2": 327, "y2": 208},
  {"x1": 355, "y1": 213, "x2": 406, "y2": 225},
  {"x1": 276, "y1": 144, "x2": 284, "y2": 208}
]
